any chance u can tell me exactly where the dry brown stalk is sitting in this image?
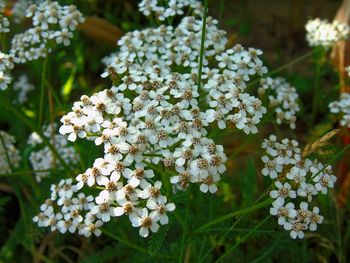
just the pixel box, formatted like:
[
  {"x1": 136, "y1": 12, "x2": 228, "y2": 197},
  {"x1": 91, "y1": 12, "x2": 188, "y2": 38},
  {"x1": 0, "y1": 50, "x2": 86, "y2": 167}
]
[{"x1": 302, "y1": 129, "x2": 340, "y2": 158}]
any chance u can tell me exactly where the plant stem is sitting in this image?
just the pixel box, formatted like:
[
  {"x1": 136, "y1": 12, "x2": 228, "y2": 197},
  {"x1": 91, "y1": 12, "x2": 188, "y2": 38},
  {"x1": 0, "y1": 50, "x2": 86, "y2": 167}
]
[
  {"x1": 0, "y1": 131, "x2": 14, "y2": 172},
  {"x1": 311, "y1": 143, "x2": 350, "y2": 181},
  {"x1": 311, "y1": 52, "x2": 322, "y2": 124},
  {"x1": 197, "y1": 0, "x2": 209, "y2": 90},
  {"x1": 39, "y1": 55, "x2": 49, "y2": 126},
  {"x1": 214, "y1": 215, "x2": 271, "y2": 262},
  {"x1": 0, "y1": 96, "x2": 72, "y2": 173},
  {"x1": 178, "y1": 192, "x2": 190, "y2": 263},
  {"x1": 195, "y1": 198, "x2": 272, "y2": 232},
  {"x1": 219, "y1": 0, "x2": 225, "y2": 22},
  {"x1": 248, "y1": 49, "x2": 319, "y2": 88}
]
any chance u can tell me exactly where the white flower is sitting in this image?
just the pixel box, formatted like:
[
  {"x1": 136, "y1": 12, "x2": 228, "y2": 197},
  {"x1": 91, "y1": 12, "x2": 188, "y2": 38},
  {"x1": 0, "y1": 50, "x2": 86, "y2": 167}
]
[
  {"x1": 309, "y1": 206, "x2": 323, "y2": 231},
  {"x1": 270, "y1": 182, "x2": 296, "y2": 206},
  {"x1": 269, "y1": 200, "x2": 297, "y2": 225},
  {"x1": 146, "y1": 195, "x2": 175, "y2": 225},
  {"x1": 329, "y1": 93, "x2": 350, "y2": 128},
  {"x1": 199, "y1": 174, "x2": 220, "y2": 193},
  {"x1": 130, "y1": 208, "x2": 160, "y2": 237},
  {"x1": 91, "y1": 194, "x2": 116, "y2": 222},
  {"x1": 261, "y1": 155, "x2": 283, "y2": 179}
]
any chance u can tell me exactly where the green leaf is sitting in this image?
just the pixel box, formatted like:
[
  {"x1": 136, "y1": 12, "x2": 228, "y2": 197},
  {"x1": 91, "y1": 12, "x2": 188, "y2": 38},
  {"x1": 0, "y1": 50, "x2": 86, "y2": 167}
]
[
  {"x1": 62, "y1": 67, "x2": 77, "y2": 100},
  {"x1": 148, "y1": 225, "x2": 169, "y2": 256}
]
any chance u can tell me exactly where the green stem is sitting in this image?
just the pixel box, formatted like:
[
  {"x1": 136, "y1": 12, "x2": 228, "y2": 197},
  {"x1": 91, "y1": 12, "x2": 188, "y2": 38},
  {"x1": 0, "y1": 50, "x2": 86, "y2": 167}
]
[
  {"x1": 39, "y1": 55, "x2": 49, "y2": 126},
  {"x1": 214, "y1": 215, "x2": 271, "y2": 262},
  {"x1": 0, "y1": 96, "x2": 72, "y2": 174},
  {"x1": 219, "y1": 0, "x2": 225, "y2": 22},
  {"x1": 194, "y1": 198, "x2": 272, "y2": 232},
  {"x1": 197, "y1": 0, "x2": 209, "y2": 90},
  {"x1": 311, "y1": 143, "x2": 350, "y2": 180},
  {"x1": 0, "y1": 131, "x2": 15, "y2": 172},
  {"x1": 178, "y1": 192, "x2": 190, "y2": 263},
  {"x1": 248, "y1": 49, "x2": 319, "y2": 88},
  {"x1": 311, "y1": 57, "x2": 322, "y2": 124}
]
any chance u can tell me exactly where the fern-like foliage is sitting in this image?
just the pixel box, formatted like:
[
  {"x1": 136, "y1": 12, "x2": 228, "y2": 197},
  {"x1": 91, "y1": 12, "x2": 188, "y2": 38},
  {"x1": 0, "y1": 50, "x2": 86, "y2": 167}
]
[{"x1": 148, "y1": 224, "x2": 169, "y2": 256}]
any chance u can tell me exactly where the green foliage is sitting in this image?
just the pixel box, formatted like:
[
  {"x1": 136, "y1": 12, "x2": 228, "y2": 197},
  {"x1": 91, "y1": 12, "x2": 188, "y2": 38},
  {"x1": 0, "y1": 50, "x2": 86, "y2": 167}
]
[
  {"x1": 0, "y1": 0, "x2": 350, "y2": 262},
  {"x1": 148, "y1": 224, "x2": 169, "y2": 256}
]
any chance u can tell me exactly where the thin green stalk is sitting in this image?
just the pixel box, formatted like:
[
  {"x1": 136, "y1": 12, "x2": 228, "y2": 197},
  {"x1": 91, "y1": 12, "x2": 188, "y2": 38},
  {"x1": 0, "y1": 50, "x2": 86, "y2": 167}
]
[
  {"x1": 214, "y1": 216, "x2": 272, "y2": 263},
  {"x1": 311, "y1": 58, "x2": 322, "y2": 124},
  {"x1": 197, "y1": 0, "x2": 209, "y2": 90},
  {"x1": 32, "y1": 62, "x2": 63, "y2": 108},
  {"x1": 195, "y1": 198, "x2": 272, "y2": 232},
  {"x1": 0, "y1": 96, "x2": 72, "y2": 173},
  {"x1": 178, "y1": 193, "x2": 190, "y2": 263},
  {"x1": 248, "y1": 49, "x2": 319, "y2": 88},
  {"x1": 311, "y1": 143, "x2": 350, "y2": 180},
  {"x1": 219, "y1": 0, "x2": 225, "y2": 22},
  {"x1": 198, "y1": 189, "x2": 272, "y2": 262},
  {"x1": 101, "y1": 228, "x2": 174, "y2": 259},
  {"x1": 0, "y1": 131, "x2": 14, "y2": 172},
  {"x1": 39, "y1": 54, "x2": 49, "y2": 125}
]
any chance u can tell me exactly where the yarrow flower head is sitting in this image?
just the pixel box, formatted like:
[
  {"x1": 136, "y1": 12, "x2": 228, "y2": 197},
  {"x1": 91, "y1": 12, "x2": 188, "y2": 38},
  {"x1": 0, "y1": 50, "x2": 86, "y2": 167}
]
[
  {"x1": 36, "y1": 0, "x2": 269, "y2": 238},
  {"x1": 0, "y1": 13, "x2": 10, "y2": 33},
  {"x1": 10, "y1": 1, "x2": 84, "y2": 63},
  {"x1": 259, "y1": 77, "x2": 300, "y2": 129},
  {"x1": 0, "y1": 52, "x2": 14, "y2": 90},
  {"x1": 261, "y1": 135, "x2": 336, "y2": 239},
  {"x1": 0, "y1": 130, "x2": 21, "y2": 173},
  {"x1": 28, "y1": 124, "x2": 80, "y2": 182},
  {"x1": 305, "y1": 18, "x2": 350, "y2": 48},
  {"x1": 329, "y1": 93, "x2": 350, "y2": 128},
  {"x1": 138, "y1": 0, "x2": 203, "y2": 21}
]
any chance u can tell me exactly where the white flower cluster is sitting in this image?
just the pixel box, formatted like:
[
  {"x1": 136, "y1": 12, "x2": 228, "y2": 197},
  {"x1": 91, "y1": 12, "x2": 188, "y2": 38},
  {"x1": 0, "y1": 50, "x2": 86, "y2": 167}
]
[
  {"x1": 305, "y1": 18, "x2": 350, "y2": 48},
  {"x1": 0, "y1": 52, "x2": 14, "y2": 90},
  {"x1": 138, "y1": 0, "x2": 202, "y2": 21},
  {"x1": 13, "y1": 74, "x2": 34, "y2": 103},
  {"x1": 28, "y1": 124, "x2": 79, "y2": 182},
  {"x1": 10, "y1": 1, "x2": 84, "y2": 63},
  {"x1": 33, "y1": 179, "x2": 103, "y2": 237},
  {"x1": 34, "y1": 174, "x2": 176, "y2": 238},
  {"x1": 0, "y1": 130, "x2": 21, "y2": 173},
  {"x1": 259, "y1": 77, "x2": 300, "y2": 129},
  {"x1": 10, "y1": 0, "x2": 33, "y2": 23},
  {"x1": 0, "y1": 13, "x2": 9, "y2": 33},
  {"x1": 36, "y1": 3, "x2": 268, "y2": 238},
  {"x1": 261, "y1": 135, "x2": 336, "y2": 239},
  {"x1": 329, "y1": 93, "x2": 350, "y2": 128}
]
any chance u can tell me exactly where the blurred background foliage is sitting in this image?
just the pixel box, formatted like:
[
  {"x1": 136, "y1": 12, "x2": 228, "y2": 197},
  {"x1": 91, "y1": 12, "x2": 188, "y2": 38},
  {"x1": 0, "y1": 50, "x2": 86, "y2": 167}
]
[{"x1": 0, "y1": 0, "x2": 350, "y2": 262}]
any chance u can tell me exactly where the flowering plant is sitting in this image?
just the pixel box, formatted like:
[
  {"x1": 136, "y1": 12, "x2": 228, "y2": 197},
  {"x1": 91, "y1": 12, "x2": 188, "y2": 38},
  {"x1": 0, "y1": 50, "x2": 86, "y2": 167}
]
[{"x1": 0, "y1": 0, "x2": 349, "y2": 262}]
